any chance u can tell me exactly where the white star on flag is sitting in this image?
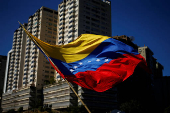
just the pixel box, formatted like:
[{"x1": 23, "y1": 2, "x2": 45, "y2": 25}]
[
  {"x1": 96, "y1": 59, "x2": 100, "y2": 62},
  {"x1": 88, "y1": 61, "x2": 91, "y2": 63},
  {"x1": 79, "y1": 62, "x2": 83, "y2": 65},
  {"x1": 70, "y1": 69, "x2": 74, "y2": 72},
  {"x1": 105, "y1": 59, "x2": 109, "y2": 62},
  {"x1": 74, "y1": 66, "x2": 78, "y2": 69}
]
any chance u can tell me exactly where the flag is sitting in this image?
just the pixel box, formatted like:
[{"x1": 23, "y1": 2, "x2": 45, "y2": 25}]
[{"x1": 22, "y1": 26, "x2": 147, "y2": 92}]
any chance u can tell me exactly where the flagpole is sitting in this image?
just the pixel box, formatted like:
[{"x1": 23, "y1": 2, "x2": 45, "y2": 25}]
[{"x1": 18, "y1": 22, "x2": 91, "y2": 113}]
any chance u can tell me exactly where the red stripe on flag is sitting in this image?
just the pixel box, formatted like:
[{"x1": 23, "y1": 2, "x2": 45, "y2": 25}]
[{"x1": 64, "y1": 54, "x2": 148, "y2": 92}]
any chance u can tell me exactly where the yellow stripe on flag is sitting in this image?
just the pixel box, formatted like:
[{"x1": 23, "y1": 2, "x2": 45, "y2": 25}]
[{"x1": 23, "y1": 28, "x2": 110, "y2": 63}]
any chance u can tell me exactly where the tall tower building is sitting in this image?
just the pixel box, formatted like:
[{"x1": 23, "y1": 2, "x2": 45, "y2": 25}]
[
  {"x1": 4, "y1": 24, "x2": 28, "y2": 92},
  {"x1": 58, "y1": 0, "x2": 114, "y2": 111},
  {"x1": 23, "y1": 6, "x2": 58, "y2": 89},
  {"x1": 58, "y1": 0, "x2": 111, "y2": 45},
  {"x1": 138, "y1": 46, "x2": 156, "y2": 77},
  {"x1": 3, "y1": 50, "x2": 13, "y2": 93}
]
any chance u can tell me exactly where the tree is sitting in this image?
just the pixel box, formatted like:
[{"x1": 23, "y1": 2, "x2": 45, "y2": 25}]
[
  {"x1": 62, "y1": 105, "x2": 86, "y2": 113},
  {"x1": 49, "y1": 77, "x2": 56, "y2": 84},
  {"x1": 17, "y1": 107, "x2": 23, "y2": 113},
  {"x1": 7, "y1": 109, "x2": 16, "y2": 113},
  {"x1": 38, "y1": 106, "x2": 44, "y2": 112},
  {"x1": 44, "y1": 80, "x2": 50, "y2": 85},
  {"x1": 120, "y1": 100, "x2": 144, "y2": 113}
]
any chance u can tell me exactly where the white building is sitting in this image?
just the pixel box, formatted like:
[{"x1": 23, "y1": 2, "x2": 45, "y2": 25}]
[{"x1": 57, "y1": 0, "x2": 111, "y2": 45}]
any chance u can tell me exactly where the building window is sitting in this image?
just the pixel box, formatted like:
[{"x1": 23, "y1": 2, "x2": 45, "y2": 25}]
[
  {"x1": 45, "y1": 66, "x2": 49, "y2": 69},
  {"x1": 45, "y1": 75, "x2": 49, "y2": 78},
  {"x1": 45, "y1": 71, "x2": 49, "y2": 73}
]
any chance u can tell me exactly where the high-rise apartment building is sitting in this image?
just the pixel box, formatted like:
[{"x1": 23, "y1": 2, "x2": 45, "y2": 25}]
[
  {"x1": 3, "y1": 6, "x2": 58, "y2": 92},
  {"x1": 4, "y1": 24, "x2": 28, "y2": 92},
  {"x1": 56, "y1": 0, "x2": 112, "y2": 81},
  {"x1": 2, "y1": 7, "x2": 58, "y2": 112},
  {"x1": 23, "y1": 6, "x2": 58, "y2": 89},
  {"x1": 57, "y1": 0, "x2": 111, "y2": 45}
]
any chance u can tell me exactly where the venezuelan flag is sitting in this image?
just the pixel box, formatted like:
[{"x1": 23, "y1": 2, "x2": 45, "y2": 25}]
[{"x1": 22, "y1": 27, "x2": 147, "y2": 92}]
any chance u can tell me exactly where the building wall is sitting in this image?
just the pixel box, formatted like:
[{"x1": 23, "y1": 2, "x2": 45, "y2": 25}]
[
  {"x1": 78, "y1": 0, "x2": 111, "y2": 37},
  {"x1": 0, "y1": 55, "x2": 7, "y2": 112},
  {"x1": 155, "y1": 62, "x2": 164, "y2": 79},
  {"x1": 154, "y1": 76, "x2": 170, "y2": 112},
  {"x1": 18, "y1": 25, "x2": 27, "y2": 89},
  {"x1": 5, "y1": 24, "x2": 27, "y2": 92},
  {"x1": 3, "y1": 50, "x2": 13, "y2": 93},
  {"x1": 43, "y1": 82, "x2": 77, "y2": 109},
  {"x1": 57, "y1": 0, "x2": 111, "y2": 45},
  {"x1": 2, "y1": 6, "x2": 58, "y2": 112},
  {"x1": 138, "y1": 46, "x2": 156, "y2": 72},
  {"x1": 0, "y1": 55, "x2": 7, "y2": 93},
  {"x1": 23, "y1": 7, "x2": 58, "y2": 89},
  {"x1": 2, "y1": 87, "x2": 31, "y2": 112},
  {"x1": 78, "y1": 86, "x2": 117, "y2": 111}
]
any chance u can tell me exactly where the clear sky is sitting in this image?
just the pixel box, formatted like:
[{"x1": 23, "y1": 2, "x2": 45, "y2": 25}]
[{"x1": 0, "y1": 0, "x2": 170, "y2": 76}]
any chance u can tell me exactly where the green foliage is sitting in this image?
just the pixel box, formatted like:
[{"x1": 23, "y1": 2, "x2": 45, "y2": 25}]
[
  {"x1": 44, "y1": 80, "x2": 50, "y2": 85},
  {"x1": 7, "y1": 109, "x2": 16, "y2": 113},
  {"x1": 36, "y1": 98, "x2": 43, "y2": 108},
  {"x1": 49, "y1": 77, "x2": 56, "y2": 84},
  {"x1": 38, "y1": 106, "x2": 44, "y2": 112},
  {"x1": 44, "y1": 77, "x2": 56, "y2": 85}
]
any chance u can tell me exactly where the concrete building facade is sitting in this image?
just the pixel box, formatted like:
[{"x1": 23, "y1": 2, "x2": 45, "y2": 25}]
[
  {"x1": 154, "y1": 76, "x2": 170, "y2": 112},
  {"x1": 2, "y1": 86, "x2": 36, "y2": 111},
  {"x1": 43, "y1": 82, "x2": 77, "y2": 110},
  {"x1": 57, "y1": 0, "x2": 111, "y2": 45},
  {"x1": 23, "y1": 6, "x2": 58, "y2": 89},
  {"x1": 4, "y1": 24, "x2": 28, "y2": 92}
]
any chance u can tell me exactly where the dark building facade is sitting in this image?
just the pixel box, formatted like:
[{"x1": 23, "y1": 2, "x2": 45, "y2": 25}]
[
  {"x1": 113, "y1": 35, "x2": 164, "y2": 112},
  {"x1": 0, "y1": 55, "x2": 7, "y2": 112},
  {"x1": 153, "y1": 76, "x2": 170, "y2": 112}
]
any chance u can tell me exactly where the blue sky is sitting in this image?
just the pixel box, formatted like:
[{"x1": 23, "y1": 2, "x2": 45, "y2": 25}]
[{"x1": 0, "y1": 0, "x2": 170, "y2": 76}]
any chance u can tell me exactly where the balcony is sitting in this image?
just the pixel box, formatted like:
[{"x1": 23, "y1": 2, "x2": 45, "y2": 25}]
[
  {"x1": 58, "y1": 38, "x2": 63, "y2": 43},
  {"x1": 60, "y1": 6, "x2": 65, "y2": 12},
  {"x1": 16, "y1": 95, "x2": 29, "y2": 101},
  {"x1": 59, "y1": 8, "x2": 65, "y2": 15},
  {"x1": 44, "y1": 90, "x2": 70, "y2": 98},
  {"x1": 15, "y1": 89, "x2": 30, "y2": 96},
  {"x1": 44, "y1": 83, "x2": 69, "y2": 92},
  {"x1": 44, "y1": 96, "x2": 70, "y2": 103}
]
